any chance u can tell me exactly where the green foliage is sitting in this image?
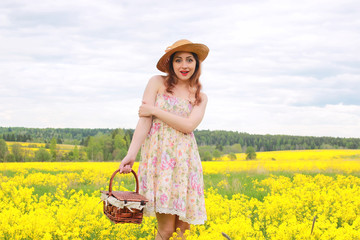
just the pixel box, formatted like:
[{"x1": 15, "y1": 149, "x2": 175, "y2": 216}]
[
  {"x1": 0, "y1": 127, "x2": 117, "y2": 144},
  {"x1": 2, "y1": 127, "x2": 360, "y2": 152},
  {"x1": 50, "y1": 137, "x2": 57, "y2": 160},
  {"x1": 35, "y1": 148, "x2": 51, "y2": 162},
  {"x1": 0, "y1": 139, "x2": 8, "y2": 161},
  {"x1": 112, "y1": 148, "x2": 127, "y2": 161},
  {"x1": 199, "y1": 143, "x2": 245, "y2": 161},
  {"x1": 199, "y1": 151, "x2": 212, "y2": 161},
  {"x1": 73, "y1": 145, "x2": 79, "y2": 161},
  {"x1": 86, "y1": 136, "x2": 105, "y2": 161},
  {"x1": 228, "y1": 152, "x2": 237, "y2": 161},
  {"x1": 2, "y1": 127, "x2": 360, "y2": 162},
  {"x1": 215, "y1": 144, "x2": 223, "y2": 151},
  {"x1": 64, "y1": 146, "x2": 86, "y2": 162},
  {"x1": 194, "y1": 130, "x2": 360, "y2": 151},
  {"x1": 224, "y1": 143, "x2": 242, "y2": 154},
  {"x1": 213, "y1": 150, "x2": 221, "y2": 160},
  {"x1": 199, "y1": 145, "x2": 214, "y2": 161},
  {"x1": 11, "y1": 143, "x2": 24, "y2": 162},
  {"x1": 114, "y1": 134, "x2": 127, "y2": 150},
  {"x1": 5, "y1": 153, "x2": 15, "y2": 162},
  {"x1": 246, "y1": 146, "x2": 257, "y2": 160},
  {"x1": 85, "y1": 130, "x2": 130, "y2": 162}
]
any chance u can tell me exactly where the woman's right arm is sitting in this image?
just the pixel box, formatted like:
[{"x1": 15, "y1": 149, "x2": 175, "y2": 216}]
[{"x1": 119, "y1": 75, "x2": 162, "y2": 173}]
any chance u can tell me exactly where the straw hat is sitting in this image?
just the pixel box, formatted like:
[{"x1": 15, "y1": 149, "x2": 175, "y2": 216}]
[{"x1": 156, "y1": 39, "x2": 209, "y2": 72}]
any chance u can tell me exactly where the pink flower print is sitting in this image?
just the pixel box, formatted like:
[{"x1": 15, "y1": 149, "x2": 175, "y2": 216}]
[
  {"x1": 161, "y1": 151, "x2": 170, "y2": 170},
  {"x1": 160, "y1": 194, "x2": 168, "y2": 205},
  {"x1": 160, "y1": 152, "x2": 176, "y2": 170},
  {"x1": 148, "y1": 122, "x2": 161, "y2": 136},
  {"x1": 190, "y1": 172, "x2": 199, "y2": 190},
  {"x1": 152, "y1": 156, "x2": 158, "y2": 167},
  {"x1": 141, "y1": 178, "x2": 147, "y2": 191},
  {"x1": 169, "y1": 158, "x2": 176, "y2": 169},
  {"x1": 163, "y1": 94, "x2": 178, "y2": 106},
  {"x1": 163, "y1": 94, "x2": 170, "y2": 101},
  {"x1": 197, "y1": 209, "x2": 204, "y2": 217},
  {"x1": 173, "y1": 198, "x2": 186, "y2": 211},
  {"x1": 197, "y1": 184, "x2": 204, "y2": 196},
  {"x1": 162, "y1": 94, "x2": 171, "y2": 103},
  {"x1": 170, "y1": 98, "x2": 178, "y2": 106},
  {"x1": 188, "y1": 103, "x2": 193, "y2": 111}
]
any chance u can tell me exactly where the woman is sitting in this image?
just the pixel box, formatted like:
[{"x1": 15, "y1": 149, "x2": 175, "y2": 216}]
[{"x1": 119, "y1": 39, "x2": 209, "y2": 239}]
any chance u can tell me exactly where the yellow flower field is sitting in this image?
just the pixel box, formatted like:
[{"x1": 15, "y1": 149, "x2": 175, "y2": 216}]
[
  {"x1": 1, "y1": 149, "x2": 360, "y2": 239},
  {"x1": 223, "y1": 149, "x2": 360, "y2": 161},
  {"x1": 6, "y1": 141, "x2": 76, "y2": 159},
  {"x1": 6, "y1": 141, "x2": 75, "y2": 150},
  {"x1": 216, "y1": 149, "x2": 360, "y2": 174}
]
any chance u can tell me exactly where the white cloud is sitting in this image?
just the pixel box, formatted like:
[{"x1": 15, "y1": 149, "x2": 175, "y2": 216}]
[{"x1": 1, "y1": 0, "x2": 360, "y2": 137}]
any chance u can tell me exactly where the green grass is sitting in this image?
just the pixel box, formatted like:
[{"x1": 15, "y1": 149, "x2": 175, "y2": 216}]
[
  {"x1": 0, "y1": 170, "x2": 17, "y2": 178},
  {"x1": 0, "y1": 169, "x2": 83, "y2": 177},
  {"x1": 32, "y1": 185, "x2": 58, "y2": 196},
  {"x1": 204, "y1": 171, "x2": 360, "y2": 201},
  {"x1": 26, "y1": 169, "x2": 83, "y2": 175},
  {"x1": 204, "y1": 172, "x2": 269, "y2": 200}
]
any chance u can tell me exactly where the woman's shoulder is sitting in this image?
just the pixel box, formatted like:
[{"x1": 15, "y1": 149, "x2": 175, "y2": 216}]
[
  {"x1": 148, "y1": 75, "x2": 166, "y2": 83},
  {"x1": 200, "y1": 92, "x2": 208, "y2": 102},
  {"x1": 148, "y1": 75, "x2": 166, "y2": 93}
]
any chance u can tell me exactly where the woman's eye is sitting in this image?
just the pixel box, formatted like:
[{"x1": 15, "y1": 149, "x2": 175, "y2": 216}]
[
  {"x1": 187, "y1": 59, "x2": 193, "y2": 63},
  {"x1": 175, "y1": 59, "x2": 181, "y2": 63}
]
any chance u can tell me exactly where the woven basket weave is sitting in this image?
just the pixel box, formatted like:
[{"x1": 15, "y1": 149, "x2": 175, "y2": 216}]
[{"x1": 101, "y1": 169, "x2": 148, "y2": 224}]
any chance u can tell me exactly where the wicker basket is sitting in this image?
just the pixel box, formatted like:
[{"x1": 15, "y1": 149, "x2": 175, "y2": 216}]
[{"x1": 101, "y1": 169, "x2": 148, "y2": 224}]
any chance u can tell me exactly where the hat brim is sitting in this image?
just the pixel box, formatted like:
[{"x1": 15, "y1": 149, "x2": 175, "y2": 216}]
[{"x1": 156, "y1": 43, "x2": 209, "y2": 72}]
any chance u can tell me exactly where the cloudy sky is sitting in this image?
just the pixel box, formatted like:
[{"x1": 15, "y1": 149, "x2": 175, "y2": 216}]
[{"x1": 1, "y1": 0, "x2": 360, "y2": 138}]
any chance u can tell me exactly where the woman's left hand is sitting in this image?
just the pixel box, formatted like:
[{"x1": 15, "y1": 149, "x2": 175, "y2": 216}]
[{"x1": 139, "y1": 101, "x2": 155, "y2": 117}]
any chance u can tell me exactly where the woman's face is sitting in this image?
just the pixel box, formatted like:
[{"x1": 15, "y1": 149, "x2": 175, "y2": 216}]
[{"x1": 172, "y1": 51, "x2": 196, "y2": 81}]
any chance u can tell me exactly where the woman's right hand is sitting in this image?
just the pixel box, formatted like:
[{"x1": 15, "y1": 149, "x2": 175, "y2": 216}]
[{"x1": 119, "y1": 155, "x2": 135, "y2": 174}]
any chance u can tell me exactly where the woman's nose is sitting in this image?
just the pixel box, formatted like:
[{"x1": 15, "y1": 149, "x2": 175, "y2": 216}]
[{"x1": 181, "y1": 61, "x2": 188, "y2": 68}]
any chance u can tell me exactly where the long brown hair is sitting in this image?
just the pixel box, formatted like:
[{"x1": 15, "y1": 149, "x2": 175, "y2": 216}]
[{"x1": 164, "y1": 52, "x2": 203, "y2": 105}]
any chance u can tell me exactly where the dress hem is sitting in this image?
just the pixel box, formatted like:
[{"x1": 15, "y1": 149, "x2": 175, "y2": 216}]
[{"x1": 144, "y1": 206, "x2": 206, "y2": 225}]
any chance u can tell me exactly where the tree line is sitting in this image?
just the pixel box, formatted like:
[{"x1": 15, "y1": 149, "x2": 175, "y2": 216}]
[
  {"x1": 195, "y1": 130, "x2": 360, "y2": 150},
  {"x1": 0, "y1": 127, "x2": 115, "y2": 145},
  {"x1": 0, "y1": 129, "x2": 132, "y2": 162},
  {"x1": 2, "y1": 127, "x2": 360, "y2": 150},
  {"x1": 1, "y1": 127, "x2": 360, "y2": 162}
]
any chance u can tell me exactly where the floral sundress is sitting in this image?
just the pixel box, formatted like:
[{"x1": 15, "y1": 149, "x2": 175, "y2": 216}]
[{"x1": 137, "y1": 93, "x2": 207, "y2": 225}]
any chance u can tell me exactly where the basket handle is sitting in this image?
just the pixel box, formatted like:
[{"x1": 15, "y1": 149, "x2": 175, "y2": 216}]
[{"x1": 108, "y1": 169, "x2": 139, "y2": 196}]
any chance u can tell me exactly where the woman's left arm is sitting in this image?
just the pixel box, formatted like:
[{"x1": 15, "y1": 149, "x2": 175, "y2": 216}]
[{"x1": 139, "y1": 93, "x2": 208, "y2": 134}]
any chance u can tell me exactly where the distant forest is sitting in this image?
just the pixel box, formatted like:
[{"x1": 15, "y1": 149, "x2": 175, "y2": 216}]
[
  {"x1": 1, "y1": 127, "x2": 360, "y2": 162},
  {"x1": 1, "y1": 127, "x2": 360, "y2": 151}
]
